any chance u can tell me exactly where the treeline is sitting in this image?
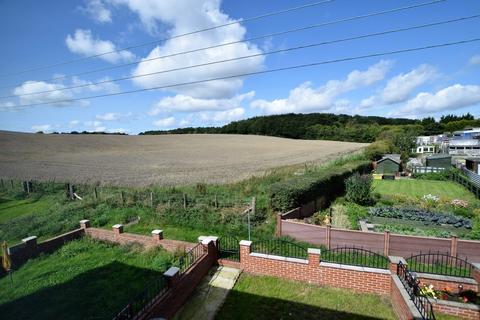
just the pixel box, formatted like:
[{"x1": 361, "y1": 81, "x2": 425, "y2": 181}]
[{"x1": 140, "y1": 112, "x2": 478, "y2": 143}]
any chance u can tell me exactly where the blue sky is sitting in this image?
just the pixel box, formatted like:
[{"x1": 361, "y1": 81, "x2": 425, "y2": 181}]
[{"x1": 0, "y1": 0, "x2": 479, "y2": 134}]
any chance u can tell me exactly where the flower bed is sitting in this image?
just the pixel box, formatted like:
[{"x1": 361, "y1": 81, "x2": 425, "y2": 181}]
[{"x1": 421, "y1": 284, "x2": 479, "y2": 305}]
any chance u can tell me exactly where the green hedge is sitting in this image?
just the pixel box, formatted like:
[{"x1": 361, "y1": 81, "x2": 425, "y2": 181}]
[{"x1": 269, "y1": 160, "x2": 372, "y2": 211}]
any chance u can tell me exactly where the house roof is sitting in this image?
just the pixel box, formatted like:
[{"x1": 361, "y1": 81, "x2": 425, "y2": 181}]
[
  {"x1": 426, "y1": 154, "x2": 451, "y2": 160},
  {"x1": 378, "y1": 154, "x2": 401, "y2": 165}
]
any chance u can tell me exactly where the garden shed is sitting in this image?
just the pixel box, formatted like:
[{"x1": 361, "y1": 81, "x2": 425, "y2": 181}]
[
  {"x1": 425, "y1": 154, "x2": 452, "y2": 170},
  {"x1": 466, "y1": 158, "x2": 480, "y2": 174},
  {"x1": 375, "y1": 154, "x2": 401, "y2": 174}
]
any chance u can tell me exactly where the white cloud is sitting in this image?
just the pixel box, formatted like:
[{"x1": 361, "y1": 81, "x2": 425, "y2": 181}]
[
  {"x1": 398, "y1": 84, "x2": 480, "y2": 115},
  {"x1": 381, "y1": 64, "x2": 437, "y2": 104},
  {"x1": 107, "y1": 128, "x2": 129, "y2": 133},
  {"x1": 153, "y1": 116, "x2": 176, "y2": 128},
  {"x1": 96, "y1": 111, "x2": 132, "y2": 121},
  {"x1": 113, "y1": 0, "x2": 264, "y2": 99},
  {"x1": 359, "y1": 96, "x2": 376, "y2": 109},
  {"x1": 0, "y1": 101, "x2": 16, "y2": 110},
  {"x1": 470, "y1": 54, "x2": 480, "y2": 66},
  {"x1": 251, "y1": 60, "x2": 391, "y2": 114},
  {"x1": 14, "y1": 81, "x2": 74, "y2": 106},
  {"x1": 71, "y1": 76, "x2": 120, "y2": 93},
  {"x1": 84, "y1": 120, "x2": 103, "y2": 127},
  {"x1": 80, "y1": 0, "x2": 112, "y2": 23},
  {"x1": 31, "y1": 124, "x2": 52, "y2": 132},
  {"x1": 199, "y1": 107, "x2": 245, "y2": 123},
  {"x1": 149, "y1": 91, "x2": 254, "y2": 115},
  {"x1": 66, "y1": 29, "x2": 134, "y2": 64}
]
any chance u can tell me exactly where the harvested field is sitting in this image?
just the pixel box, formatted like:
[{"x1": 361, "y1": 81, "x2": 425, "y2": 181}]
[{"x1": 0, "y1": 131, "x2": 367, "y2": 186}]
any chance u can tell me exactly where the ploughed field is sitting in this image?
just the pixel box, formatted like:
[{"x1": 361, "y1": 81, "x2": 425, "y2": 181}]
[{"x1": 0, "y1": 131, "x2": 366, "y2": 186}]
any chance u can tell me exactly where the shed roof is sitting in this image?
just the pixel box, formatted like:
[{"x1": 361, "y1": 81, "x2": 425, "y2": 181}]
[
  {"x1": 378, "y1": 154, "x2": 401, "y2": 164},
  {"x1": 426, "y1": 154, "x2": 451, "y2": 160}
]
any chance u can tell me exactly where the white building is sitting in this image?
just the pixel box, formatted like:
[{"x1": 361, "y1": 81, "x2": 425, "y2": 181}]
[{"x1": 448, "y1": 139, "x2": 480, "y2": 156}]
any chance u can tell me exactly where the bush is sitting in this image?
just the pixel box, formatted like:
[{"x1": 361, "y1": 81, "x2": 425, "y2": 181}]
[
  {"x1": 345, "y1": 174, "x2": 374, "y2": 205},
  {"x1": 364, "y1": 140, "x2": 392, "y2": 161},
  {"x1": 269, "y1": 161, "x2": 371, "y2": 211},
  {"x1": 412, "y1": 171, "x2": 451, "y2": 181}
]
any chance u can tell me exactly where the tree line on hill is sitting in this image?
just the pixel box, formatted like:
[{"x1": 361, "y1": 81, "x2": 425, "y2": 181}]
[{"x1": 140, "y1": 112, "x2": 478, "y2": 162}]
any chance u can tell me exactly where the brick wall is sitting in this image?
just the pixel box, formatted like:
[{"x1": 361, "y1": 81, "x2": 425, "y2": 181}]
[
  {"x1": 139, "y1": 238, "x2": 217, "y2": 320},
  {"x1": 8, "y1": 228, "x2": 85, "y2": 267},
  {"x1": 239, "y1": 241, "x2": 391, "y2": 295},
  {"x1": 84, "y1": 225, "x2": 195, "y2": 253},
  {"x1": 390, "y1": 275, "x2": 421, "y2": 320},
  {"x1": 432, "y1": 300, "x2": 480, "y2": 320}
]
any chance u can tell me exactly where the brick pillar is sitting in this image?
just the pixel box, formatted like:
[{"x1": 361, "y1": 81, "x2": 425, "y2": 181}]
[
  {"x1": 307, "y1": 248, "x2": 321, "y2": 266},
  {"x1": 473, "y1": 263, "x2": 480, "y2": 292},
  {"x1": 151, "y1": 229, "x2": 163, "y2": 243},
  {"x1": 201, "y1": 237, "x2": 217, "y2": 261},
  {"x1": 239, "y1": 240, "x2": 252, "y2": 267},
  {"x1": 79, "y1": 219, "x2": 91, "y2": 229},
  {"x1": 384, "y1": 231, "x2": 390, "y2": 256},
  {"x1": 163, "y1": 267, "x2": 180, "y2": 288},
  {"x1": 325, "y1": 225, "x2": 331, "y2": 250},
  {"x1": 388, "y1": 256, "x2": 407, "y2": 275},
  {"x1": 112, "y1": 224, "x2": 123, "y2": 236}
]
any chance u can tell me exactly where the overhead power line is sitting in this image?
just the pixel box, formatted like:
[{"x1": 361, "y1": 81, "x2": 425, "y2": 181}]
[
  {"x1": 0, "y1": 0, "x2": 447, "y2": 90},
  {"x1": 0, "y1": 0, "x2": 336, "y2": 78},
  {"x1": 11, "y1": 37, "x2": 480, "y2": 108},
  {"x1": 4, "y1": 14, "x2": 478, "y2": 99}
]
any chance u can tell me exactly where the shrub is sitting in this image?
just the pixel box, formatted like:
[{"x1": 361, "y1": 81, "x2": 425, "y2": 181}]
[
  {"x1": 364, "y1": 140, "x2": 391, "y2": 160},
  {"x1": 345, "y1": 173, "x2": 374, "y2": 206},
  {"x1": 412, "y1": 171, "x2": 451, "y2": 181},
  {"x1": 269, "y1": 161, "x2": 371, "y2": 211}
]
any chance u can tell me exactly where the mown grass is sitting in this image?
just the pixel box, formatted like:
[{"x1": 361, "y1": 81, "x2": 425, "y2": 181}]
[
  {"x1": 0, "y1": 237, "x2": 174, "y2": 320},
  {"x1": 216, "y1": 274, "x2": 396, "y2": 319},
  {"x1": 373, "y1": 179, "x2": 479, "y2": 204}
]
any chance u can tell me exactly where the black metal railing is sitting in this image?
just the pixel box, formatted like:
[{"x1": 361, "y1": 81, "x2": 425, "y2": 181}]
[
  {"x1": 218, "y1": 236, "x2": 240, "y2": 262},
  {"x1": 112, "y1": 276, "x2": 168, "y2": 320},
  {"x1": 407, "y1": 251, "x2": 474, "y2": 278},
  {"x1": 177, "y1": 243, "x2": 207, "y2": 274},
  {"x1": 251, "y1": 240, "x2": 307, "y2": 259},
  {"x1": 397, "y1": 261, "x2": 436, "y2": 320},
  {"x1": 322, "y1": 246, "x2": 388, "y2": 269}
]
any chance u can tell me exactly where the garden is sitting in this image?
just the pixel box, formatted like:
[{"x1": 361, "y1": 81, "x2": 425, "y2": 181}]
[
  {"x1": 305, "y1": 170, "x2": 480, "y2": 240},
  {"x1": 215, "y1": 273, "x2": 458, "y2": 320},
  {"x1": 0, "y1": 237, "x2": 176, "y2": 320}
]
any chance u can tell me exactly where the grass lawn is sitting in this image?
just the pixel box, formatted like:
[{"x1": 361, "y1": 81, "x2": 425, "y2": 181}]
[
  {"x1": 373, "y1": 179, "x2": 478, "y2": 203},
  {"x1": 216, "y1": 274, "x2": 396, "y2": 319},
  {"x1": 0, "y1": 195, "x2": 56, "y2": 223},
  {"x1": 0, "y1": 237, "x2": 173, "y2": 320}
]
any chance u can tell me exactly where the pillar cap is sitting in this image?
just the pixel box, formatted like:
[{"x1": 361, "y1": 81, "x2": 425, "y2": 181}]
[
  {"x1": 164, "y1": 267, "x2": 180, "y2": 278},
  {"x1": 151, "y1": 229, "x2": 163, "y2": 235},
  {"x1": 239, "y1": 240, "x2": 252, "y2": 247},
  {"x1": 112, "y1": 224, "x2": 123, "y2": 229},
  {"x1": 22, "y1": 236, "x2": 37, "y2": 243},
  {"x1": 79, "y1": 219, "x2": 90, "y2": 224},
  {"x1": 307, "y1": 248, "x2": 321, "y2": 255}
]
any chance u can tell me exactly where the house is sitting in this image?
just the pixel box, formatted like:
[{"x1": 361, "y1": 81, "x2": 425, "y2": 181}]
[
  {"x1": 448, "y1": 139, "x2": 480, "y2": 156},
  {"x1": 466, "y1": 158, "x2": 480, "y2": 174},
  {"x1": 452, "y1": 128, "x2": 480, "y2": 140},
  {"x1": 375, "y1": 154, "x2": 401, "y2": 174},
  {"x1": 425, "y1": 154, "x2": 452, "y2": 170},
  {"x1": 414, "y1": 145, "x2": 436, "y2": 154}
]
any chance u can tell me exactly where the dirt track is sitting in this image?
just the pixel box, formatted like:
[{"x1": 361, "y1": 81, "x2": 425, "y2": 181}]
[{"x1": 0, "y1": 131, "x2": 367, "y2": 186}]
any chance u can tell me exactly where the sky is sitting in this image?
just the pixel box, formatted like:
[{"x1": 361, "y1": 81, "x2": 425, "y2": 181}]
[{"x1": 0, "y1": 0, "x2": 479, "y2": 134}]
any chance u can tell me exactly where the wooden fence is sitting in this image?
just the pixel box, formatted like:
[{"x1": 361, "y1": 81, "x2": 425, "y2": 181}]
[
  {"x1": 277, "y1": 219, "x2": 480, "y2": 263},
  {"x1": 450, "y1": 170, "x2": 480, "y2": 199}
]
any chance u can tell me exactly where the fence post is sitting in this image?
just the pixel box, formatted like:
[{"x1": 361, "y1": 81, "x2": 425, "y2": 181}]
[
  {"x1": 275, "y1": 213, "x2": 282, "y2": 237},
  {"x1": 150, "y1": 192, "x2": 154, "y2": 207},
  {"x1": 93, "y1": 187, "x2": 98, "y2": 202},
  {"x1": 214, "y1": 193, "x2": 218, "y2": 208},
  {"x1": 183, "y1": 193, "x2": 187, "y2": 209},
  {"x1": 326, "y1": 225, "x2": 331, "y2": 250},
  {"x1": 120, "y1": 191, "x2": 125, "y2": 206},
  {"x1": 307, "y1": 248, "x2": 321, "y2": 266},
  {"x1": 10, "y1": 180, "x2": 14, "y2": 189},
  {"x1": 384, "y1": 231, "x2": 390, "y2": 256},
  {"x1": 450, "y1": 236, "x2": 458, "y2": 258},
  {"x1": 251, "y1": 197, "x2": 256, "y2": 216},
  {"x1": 0, "y1": 179, "x2": 3, "y2": 189}
]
